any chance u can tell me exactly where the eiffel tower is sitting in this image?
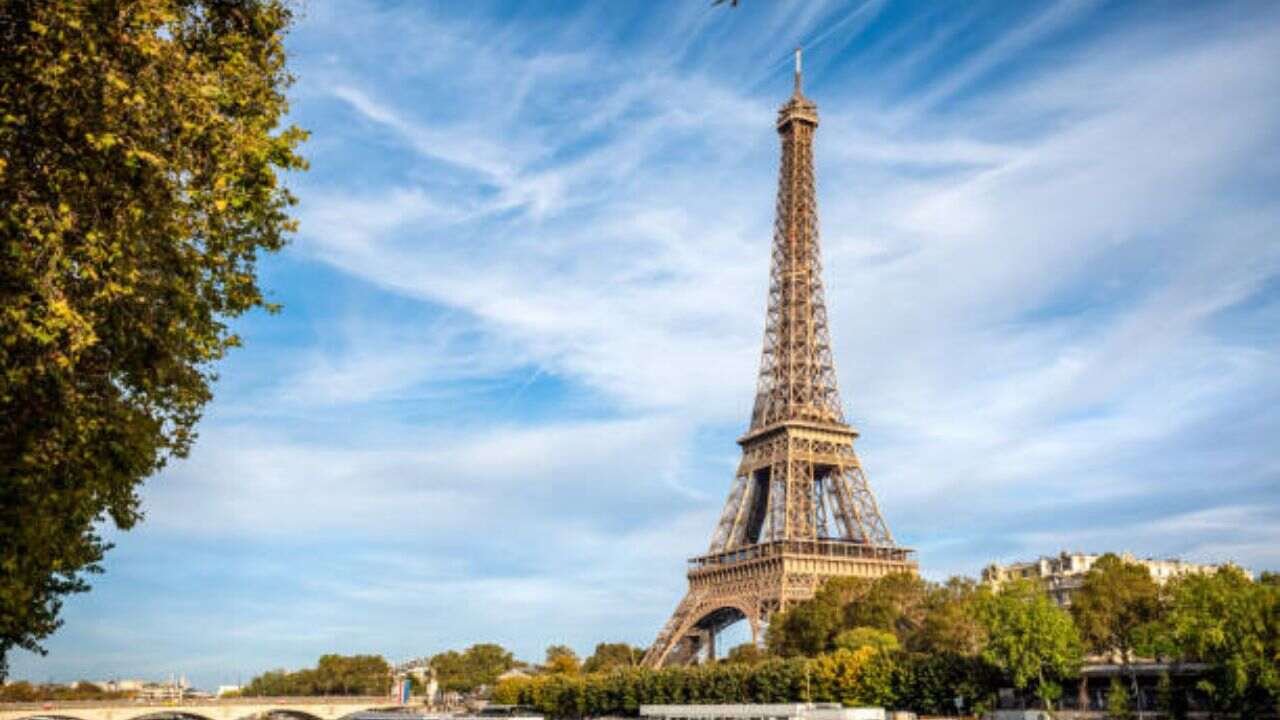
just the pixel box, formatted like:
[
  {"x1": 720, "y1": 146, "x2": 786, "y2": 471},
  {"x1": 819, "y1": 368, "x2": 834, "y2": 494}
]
[{"x1": 641, "y1": 51, "x2": 917, "y2": 668}]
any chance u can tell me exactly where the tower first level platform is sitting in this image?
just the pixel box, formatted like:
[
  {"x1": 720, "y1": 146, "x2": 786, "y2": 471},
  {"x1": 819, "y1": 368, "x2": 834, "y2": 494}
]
[{"x1": 646, "y1": 539, "x2": 916, "y2": 667}]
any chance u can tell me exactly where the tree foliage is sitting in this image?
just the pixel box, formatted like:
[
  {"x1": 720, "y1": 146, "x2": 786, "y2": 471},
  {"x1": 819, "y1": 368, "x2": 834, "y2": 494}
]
[
  {"x1": 431, "y1": 643, "x2": 516, "y2": 692},
  {"x1": 723, "y1": 643, "x2": 766, "y2": 665},
  {"x1": 833, "y1": 627, "x2": 899, "y2": 654},
  {"x1": 1106, "y1": 677, "x2": 1133, "y2": 720},
  {"x1": 973, "y1": 579, "x2": 1082, "y2": 708},
  {"x1": 915, "y1": 576, "x2": 987, "y2": 655},
  {"x1": 0, "y1": 680, "x2": 130, "y2": 702},
  {"x1": 544, "y1": 645, "x2": 582, "y2": 675},
  {"x1": 1071, "y1": 554, "x2": 1162, "y2": 661},
  {"x1": 582, "y1": 642, "x2": 644, "y2": 673},
  {"x1": 0, "y1": 0, "x2": 305, "y2": 676},
  {"x1": 1148, "y1": 566, "x2": 1280, "y2": 714},
  {"x1": 493, "y1": 649, "x2": 994, "y2": 719},
  {"x1": 767, "y1": 573, "x2": 978, "y2": 657},
  {"x1": 765, "y1": 578, "x2": 849, "y2": 656},
  {"x1": 489, "y1": 566, "x2": 1280, "y2": 717},
  {"x1": 241, "y1": 654, "x2": 389, "y2": 696},
  {"x1": 842, "y1": 573, "x2": 929, "y2": 640}
]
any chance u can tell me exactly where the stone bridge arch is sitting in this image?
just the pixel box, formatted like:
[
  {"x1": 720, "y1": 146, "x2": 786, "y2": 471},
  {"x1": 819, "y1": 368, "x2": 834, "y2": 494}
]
[
  {"x1": 0, "y1": 700, "x2": 398, "y2": 720},
  {"x1": 1, "y1": 713, "x2": 103, "y2": 720},
  {"x1": 0, "y1": 712, "x2": 219, "y2": 720}
]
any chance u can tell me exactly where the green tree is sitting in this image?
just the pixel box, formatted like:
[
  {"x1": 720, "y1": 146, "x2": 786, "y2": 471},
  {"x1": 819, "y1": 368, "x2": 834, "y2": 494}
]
[
  {"x1": 0, "y1": 0, "x2": 305, "y2": 676},
  {"x1": 315, "y1": 654, "x2": 390, "y2": 695},
  {"x1": 1071, "y1": 554, "x2": 1162, "y2": 714},
  {"x1": 833, "y1": 627, "x2": 899, "y2": 654},
  {"x1": 767, "y1": 576, "x2": 870, "y2": 656},
  {"x1": 428, "y1": 650, "x2": 467, "y2": 692},
  {"x1": 240, "y1": 655, "x2": 388, "y2": 697},
  {"x1": 581, "y1": 642, "x2": 643, "y2": 673},
  {"x1": 892, "y1": 651, "x2": 999, "y2": 716},
  {"x1": 974, "y1": 580, "x2": 1083, "y2": 709},
  {"x1": 545, "y1": 645, "x2": 582, "y2": 675},
  {"x1": 0, "y1": 680, "x2": 127, "y2": 702},
  {"x1": 1106, "y1": 677, "x2": 1133, "y2": 720},
  {"x1": 768, "y1": 573, "x2": 980, "y2": 659},
  {"x1": 1149, "y1": 567, "x2": 1280, "y2": 714},
  {"x1": 492, "y1": 675, "x2": 530, "y2": 705},
  {"x1": 723, "y1": 643, "x2": 767, "y2": 665},
  {"x1": 809, "y1": 647, "x2": 881, "y2": 706},
  {"x1": 843, "y1": 572, "x2": 928, "y2": 640},
  {"x1": 767, "y1": 597, "x2": 841, "y2": 657},
  {"x1": 915, "y1": 576, "x2": 988, "y2": 655},
  {"x1": 1071, "y1": 554, "x2": 1162, "y2": 659},
  {"x1": 431, "y1": 643, "x2": 516, "y2": 692}
]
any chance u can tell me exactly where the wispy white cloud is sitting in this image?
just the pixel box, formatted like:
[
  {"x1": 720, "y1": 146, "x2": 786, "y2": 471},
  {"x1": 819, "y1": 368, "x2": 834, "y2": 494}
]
[{"x1": 282, "y1": 0, "x2": 1280, "y2": 579}]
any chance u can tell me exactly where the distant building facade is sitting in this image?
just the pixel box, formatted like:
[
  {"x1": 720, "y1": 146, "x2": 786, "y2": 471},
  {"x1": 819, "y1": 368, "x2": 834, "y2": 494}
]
[
  {"x1": 982, "y1": 551, "x2": 1233, "y2": 607},
  {"x1": 94, "y1": 679, "x2": 145, "y2": 693},
  {"x1": 135, "y1": 677, "x2": 189, "y2": 701}
]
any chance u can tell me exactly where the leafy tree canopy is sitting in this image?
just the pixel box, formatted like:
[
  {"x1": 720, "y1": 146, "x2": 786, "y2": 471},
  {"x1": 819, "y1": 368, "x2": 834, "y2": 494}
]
[
  {"x1": 544, "y1": 644, "x2": 581, "y2": 675},
  {"x1": 1071, "y1": 553, "x2": 1162, "y2": 661},
  {"x1": 834, "y1": 627, "x2": 899, "y2": 654},
  {"x1": 723, "y1": 642, "x2": 767, "y2": 665},
  {"x1": 494, "y1": 650, "x2": 995, "y2": 718},
  {"x1": 431, "y1": 643, "x2": 516, "y2": 692},
  {"x1": 842, "y1": 572, "x2": 929, "y2": 639},
  {"x1": 767, "y1": 573, "x2": 974, "y2": 657},
  {"x1": 241, "y1": 654, "x2": 389, "y2": 697},
  {"x1": 915, "y1": 576, "x2": 987, "y2": 655},
  {"x1": 0, "y1": 680, "x2": 130, "y2": 702},
  {"x1": 0, "y1": 0, "x2": 305, "y2": 677},
  {"x1": 1148, "y1": 567, "x2": 1280, "y2": 713},
  {"x1": 581, "y1": 642, "x2": 644, "y2": 673},
  {"x1": 767, "y1": 576, "x2": 870, "y2": 656},
  {"x1": 973, "y1": 579, "x2": 1083, "y2": 708}
]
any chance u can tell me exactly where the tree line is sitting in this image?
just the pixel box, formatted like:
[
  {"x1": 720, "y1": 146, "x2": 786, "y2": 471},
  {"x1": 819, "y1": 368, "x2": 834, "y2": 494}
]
[
  {"x1": 235, "y1": 558, "x2": 1278, "y2": 716},
  {"x1": 494, "y1": 558, "x2": 1280, "y2": 718},
  {"x1": 239, "y1": 642, "x2": 646, "y2": 698},
  {"x1": 240, "y1": 654, "x2": 390, "y2": 697},
  {"x1": 0, "y1": 681, "x2": 130, "y2": 702}
]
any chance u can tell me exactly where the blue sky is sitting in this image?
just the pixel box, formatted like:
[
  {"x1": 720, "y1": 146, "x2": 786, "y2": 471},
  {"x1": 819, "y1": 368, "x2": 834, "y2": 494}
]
[{"x1": 12, "y1": 0, "x2": 1280, "y2": 690}]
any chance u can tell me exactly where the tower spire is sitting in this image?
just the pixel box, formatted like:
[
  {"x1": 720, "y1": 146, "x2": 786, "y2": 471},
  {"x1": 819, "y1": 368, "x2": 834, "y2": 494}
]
[
  {"x1": 754, "y1": 48, "x2": 833, "y2": 430},
  {"x1": 794, "y1": 47, "x2": 802, "y2": 95}
]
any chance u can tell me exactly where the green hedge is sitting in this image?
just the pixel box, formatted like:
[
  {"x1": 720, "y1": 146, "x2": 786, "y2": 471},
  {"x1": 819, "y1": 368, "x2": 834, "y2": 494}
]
[{"x1": 493, "y1": 650, "x2": 997, "y2": 718}]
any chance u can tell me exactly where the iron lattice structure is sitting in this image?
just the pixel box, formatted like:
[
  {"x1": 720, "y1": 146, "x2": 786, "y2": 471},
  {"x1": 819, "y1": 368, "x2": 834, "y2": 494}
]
[{"x1": 642, "y1": 53, "x2": 916, "y2": 668}]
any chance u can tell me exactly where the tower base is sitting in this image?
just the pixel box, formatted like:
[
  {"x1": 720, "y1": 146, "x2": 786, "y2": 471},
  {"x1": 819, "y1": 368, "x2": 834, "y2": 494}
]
[{"x1": 641, "y1": 540, "x2": 916, "y2": 667}]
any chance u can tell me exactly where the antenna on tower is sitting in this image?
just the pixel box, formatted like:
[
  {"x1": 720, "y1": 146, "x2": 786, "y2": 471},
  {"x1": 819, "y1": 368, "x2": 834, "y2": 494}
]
[{"x1": 794, "y1": 47, "x2": 803, "y2": 94}]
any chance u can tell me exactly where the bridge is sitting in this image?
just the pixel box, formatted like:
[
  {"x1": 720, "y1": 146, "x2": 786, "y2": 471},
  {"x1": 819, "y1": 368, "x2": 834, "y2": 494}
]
[{"x1": 0, "y1": 697, "x2": 404, "y2": 720}]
